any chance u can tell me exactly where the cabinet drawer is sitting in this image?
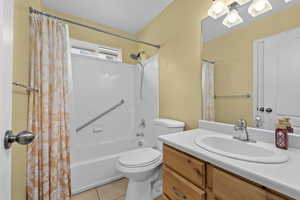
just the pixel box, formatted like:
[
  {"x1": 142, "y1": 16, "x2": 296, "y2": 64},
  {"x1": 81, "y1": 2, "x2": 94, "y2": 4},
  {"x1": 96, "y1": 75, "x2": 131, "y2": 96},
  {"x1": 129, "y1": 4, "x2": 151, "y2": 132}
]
[
  {"x1": 163, "y1": 145, "x2": 206, "y2": 189},
  {"x1": 212, "y1": 167, "x2": 266, "y2": 200},
  {"x1": 163, "y1": 166, "x2": 205, "y2": 200}
]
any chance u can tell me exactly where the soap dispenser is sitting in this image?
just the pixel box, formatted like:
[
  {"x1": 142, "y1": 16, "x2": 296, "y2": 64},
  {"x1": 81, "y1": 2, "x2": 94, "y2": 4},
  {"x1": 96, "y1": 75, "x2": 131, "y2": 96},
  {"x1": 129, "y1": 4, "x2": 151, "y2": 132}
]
[
  {"x1": 275, "y1": 119, "x2": 288, "y2": 150},
  {"x1": 283, "y1": 118, "x2": 294, "y2": 133}
]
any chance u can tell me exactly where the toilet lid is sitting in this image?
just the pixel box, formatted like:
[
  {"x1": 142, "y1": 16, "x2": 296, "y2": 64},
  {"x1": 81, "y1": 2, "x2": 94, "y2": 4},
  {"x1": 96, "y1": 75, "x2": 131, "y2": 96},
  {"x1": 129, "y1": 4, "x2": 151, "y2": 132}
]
[{"x1": 118, "y1": 148, "x2": 161, "y2": 168}]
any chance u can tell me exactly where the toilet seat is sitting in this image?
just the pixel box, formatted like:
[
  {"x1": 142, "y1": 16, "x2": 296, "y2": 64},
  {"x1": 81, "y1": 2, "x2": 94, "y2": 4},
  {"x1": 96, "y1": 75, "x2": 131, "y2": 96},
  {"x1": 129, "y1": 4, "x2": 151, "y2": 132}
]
[{"x1": 118, "y1": 148, "x2": 161, "y2": 168}]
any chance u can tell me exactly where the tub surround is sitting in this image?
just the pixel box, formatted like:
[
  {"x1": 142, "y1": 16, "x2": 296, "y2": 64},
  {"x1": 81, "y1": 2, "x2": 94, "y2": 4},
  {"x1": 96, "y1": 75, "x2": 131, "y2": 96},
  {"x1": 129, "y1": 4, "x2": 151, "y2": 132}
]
[{"x1": 159, "y1": 121, "x2": 300, "y2": 199}]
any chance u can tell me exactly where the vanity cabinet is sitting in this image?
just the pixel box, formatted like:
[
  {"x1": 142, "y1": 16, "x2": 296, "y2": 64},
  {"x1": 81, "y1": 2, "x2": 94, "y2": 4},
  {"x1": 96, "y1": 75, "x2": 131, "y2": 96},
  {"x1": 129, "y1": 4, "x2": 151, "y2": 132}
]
[{"x1": 162, "y1": 145, "x2": 294, "y2": 200}]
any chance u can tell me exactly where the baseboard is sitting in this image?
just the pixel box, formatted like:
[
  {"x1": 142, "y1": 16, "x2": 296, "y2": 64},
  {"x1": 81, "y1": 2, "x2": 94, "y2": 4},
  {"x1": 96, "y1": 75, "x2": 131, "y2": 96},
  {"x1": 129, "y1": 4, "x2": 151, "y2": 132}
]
[{"x1": 72, "y1": 175, "x2": 124, "y2": 195}]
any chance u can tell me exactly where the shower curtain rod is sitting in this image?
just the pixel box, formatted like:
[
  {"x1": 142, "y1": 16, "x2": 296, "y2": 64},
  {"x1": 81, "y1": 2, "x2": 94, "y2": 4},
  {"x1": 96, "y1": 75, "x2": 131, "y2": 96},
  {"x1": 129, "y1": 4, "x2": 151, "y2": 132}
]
[{"x1": 29, "y1": 7, "x2": 161, "y2": 49}]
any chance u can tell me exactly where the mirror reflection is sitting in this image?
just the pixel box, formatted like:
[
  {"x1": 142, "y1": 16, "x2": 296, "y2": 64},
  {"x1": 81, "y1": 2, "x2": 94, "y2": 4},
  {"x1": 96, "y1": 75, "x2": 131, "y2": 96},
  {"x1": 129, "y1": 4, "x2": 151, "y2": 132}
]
[{"x1": 202, "y1": 0, "x2": 300, "y2": 133}]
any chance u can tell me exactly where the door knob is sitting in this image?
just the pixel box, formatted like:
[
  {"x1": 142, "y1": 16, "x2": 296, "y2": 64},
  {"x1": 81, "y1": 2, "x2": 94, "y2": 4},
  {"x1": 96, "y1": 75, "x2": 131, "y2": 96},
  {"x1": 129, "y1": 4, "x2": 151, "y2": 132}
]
[
  {"x1": 257, "y1": 107, "x2": 265, "y2": 112},
  {"x1": 4, "y1": 130, "x2": 35, "y2": 149},
  {"x1": 265, "y1": 108, "x2": 273, "y2": 113}
]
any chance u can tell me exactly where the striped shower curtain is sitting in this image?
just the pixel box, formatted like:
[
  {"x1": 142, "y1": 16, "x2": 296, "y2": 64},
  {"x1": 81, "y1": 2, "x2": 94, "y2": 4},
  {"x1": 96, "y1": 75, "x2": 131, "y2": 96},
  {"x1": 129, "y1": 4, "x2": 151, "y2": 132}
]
[{"x1": 27, "y1": 13, "x2": 72, "y2": 200}]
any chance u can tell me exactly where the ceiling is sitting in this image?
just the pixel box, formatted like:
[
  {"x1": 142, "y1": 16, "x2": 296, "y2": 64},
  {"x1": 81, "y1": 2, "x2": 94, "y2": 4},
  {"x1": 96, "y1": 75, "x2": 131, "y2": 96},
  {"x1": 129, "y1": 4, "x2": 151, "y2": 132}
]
[{"x1": 42, "y1": 0, "x2": 173, "y2": 34}]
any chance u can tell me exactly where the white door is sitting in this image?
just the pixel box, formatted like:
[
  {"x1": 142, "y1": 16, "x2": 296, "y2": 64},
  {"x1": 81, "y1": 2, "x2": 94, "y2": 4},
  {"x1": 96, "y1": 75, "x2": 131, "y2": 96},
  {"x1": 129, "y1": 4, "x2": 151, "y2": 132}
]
[
  {"x1": 254, "y1": 27, "x2": 300, "y2": 133},
  {"x1": 0, "y1": 0, "x2": 14, "y2": 200}
]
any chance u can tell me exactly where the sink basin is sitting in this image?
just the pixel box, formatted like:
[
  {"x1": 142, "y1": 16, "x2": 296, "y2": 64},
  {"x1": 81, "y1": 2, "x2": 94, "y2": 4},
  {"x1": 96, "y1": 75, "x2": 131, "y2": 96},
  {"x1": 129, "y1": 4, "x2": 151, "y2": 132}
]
[{"x1": 194, "y1": 134, "x2": 288, "y2": 164}]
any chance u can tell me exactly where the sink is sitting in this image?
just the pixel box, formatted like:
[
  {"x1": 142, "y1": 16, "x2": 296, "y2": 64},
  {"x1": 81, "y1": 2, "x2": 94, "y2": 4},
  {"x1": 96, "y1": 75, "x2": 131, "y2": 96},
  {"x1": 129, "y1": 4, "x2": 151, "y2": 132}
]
[{"x1": 194, "y1": 134, "x2": 288, "y2": 164}]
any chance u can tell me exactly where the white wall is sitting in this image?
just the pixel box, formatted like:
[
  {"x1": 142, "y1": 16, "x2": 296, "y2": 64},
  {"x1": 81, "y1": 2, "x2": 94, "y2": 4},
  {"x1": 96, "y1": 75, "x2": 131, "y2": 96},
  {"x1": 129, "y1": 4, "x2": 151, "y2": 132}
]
[
  {"x1": 69, "y1": 53, "x2": 159, "y2": 192},
  {"x1": 70, "y1": 55, "x2": 136, "y2": 163}
]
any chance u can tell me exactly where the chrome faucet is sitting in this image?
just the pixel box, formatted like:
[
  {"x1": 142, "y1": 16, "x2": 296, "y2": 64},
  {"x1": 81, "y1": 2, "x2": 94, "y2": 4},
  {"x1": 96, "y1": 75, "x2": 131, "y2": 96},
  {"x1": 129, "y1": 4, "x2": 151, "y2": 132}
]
[
  {"x1": 139, "y1": 119, "x2": 146, "y2": 129},
  {"x1": 233, "y1": 119, "x2": 256, "y2": 143}
]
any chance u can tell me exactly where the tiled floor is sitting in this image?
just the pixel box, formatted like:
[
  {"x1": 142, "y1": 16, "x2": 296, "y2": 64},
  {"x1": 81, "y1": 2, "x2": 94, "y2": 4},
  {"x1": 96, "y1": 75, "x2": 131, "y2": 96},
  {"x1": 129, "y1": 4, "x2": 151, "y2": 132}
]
[{"x1": 72, "y1": 178, "x2": 163, "y2": 200}]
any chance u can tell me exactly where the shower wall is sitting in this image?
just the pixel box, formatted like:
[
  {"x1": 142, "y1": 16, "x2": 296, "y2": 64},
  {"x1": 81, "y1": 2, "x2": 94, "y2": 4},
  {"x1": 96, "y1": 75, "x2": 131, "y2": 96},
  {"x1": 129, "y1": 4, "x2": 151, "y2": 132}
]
[
  {"x1": 70, "y1": 52, "x2": 159, "y2": 194},
  {"x1": 135, "y1": 55, "x2": 160, "y2": 148},
  {"x1": 70, "y1": 55, "x2": 137, "y2": 193}
]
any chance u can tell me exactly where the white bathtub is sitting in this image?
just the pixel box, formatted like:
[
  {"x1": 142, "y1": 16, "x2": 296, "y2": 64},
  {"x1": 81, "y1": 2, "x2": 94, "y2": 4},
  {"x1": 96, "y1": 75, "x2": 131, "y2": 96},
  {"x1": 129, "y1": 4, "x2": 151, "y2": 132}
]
[{"x1": 71, "y1": 138, "x2": 137, "y2": 194}]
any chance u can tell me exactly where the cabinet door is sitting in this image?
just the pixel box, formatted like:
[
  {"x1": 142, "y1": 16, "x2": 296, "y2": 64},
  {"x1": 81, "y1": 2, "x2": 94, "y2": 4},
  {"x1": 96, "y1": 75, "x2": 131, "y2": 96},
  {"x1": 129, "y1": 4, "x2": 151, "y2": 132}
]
[
  {"x1": 206, "y1": 164, "x2": 215, "y2": 200},
  {"x1": 206, "y1": 190, "x2": 216, "y2": 200},
  {"x1": 212, "y1": 167, "x2": 267, "y2": 200}
]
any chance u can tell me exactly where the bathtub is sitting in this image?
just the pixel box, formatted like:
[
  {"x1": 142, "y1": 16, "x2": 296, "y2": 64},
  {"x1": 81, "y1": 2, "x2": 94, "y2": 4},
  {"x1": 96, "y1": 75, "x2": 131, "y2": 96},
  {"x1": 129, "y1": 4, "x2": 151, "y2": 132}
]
[{"x1": 71, "y1": 138, "x2": 137, "y2": 194}]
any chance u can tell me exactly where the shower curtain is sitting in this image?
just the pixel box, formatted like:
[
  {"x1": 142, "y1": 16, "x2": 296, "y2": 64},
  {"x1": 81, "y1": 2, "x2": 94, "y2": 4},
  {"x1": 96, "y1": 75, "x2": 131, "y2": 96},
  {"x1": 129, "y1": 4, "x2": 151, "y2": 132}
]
[
  {"x1": 202, "y1": 61, "x2": 215, "y2": 121},
  {"x1": 27, "y1": 14, "x2": 72, "y2": 200}
]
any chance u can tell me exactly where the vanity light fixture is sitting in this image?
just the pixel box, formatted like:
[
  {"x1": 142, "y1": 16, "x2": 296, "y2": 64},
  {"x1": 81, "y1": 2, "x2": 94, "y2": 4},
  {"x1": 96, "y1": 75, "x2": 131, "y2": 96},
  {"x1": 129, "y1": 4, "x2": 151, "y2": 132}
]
[
  {"x1": 223, "y1": 9, "x2": 244, "y2": 28},
  {"x1": 208, "y1": 0, "x2": 229, "y2": 19},
  {"x1": 248, "y1": 0, "x2": 272, "y2": 17},
  {"x1": 284, "y1": 0, "x2": 293, "y2": 2},
  {"x1": 207, "y1": 0, "x2": 274, "y2": 28}
]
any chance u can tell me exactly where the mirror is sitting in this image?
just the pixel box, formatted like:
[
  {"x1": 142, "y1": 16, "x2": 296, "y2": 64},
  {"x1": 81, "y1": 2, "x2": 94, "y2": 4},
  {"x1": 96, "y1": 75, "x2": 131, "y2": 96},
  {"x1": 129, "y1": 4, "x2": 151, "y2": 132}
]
[{"x1": 201, "y1": 0, "x2": 300, "y2": 133}]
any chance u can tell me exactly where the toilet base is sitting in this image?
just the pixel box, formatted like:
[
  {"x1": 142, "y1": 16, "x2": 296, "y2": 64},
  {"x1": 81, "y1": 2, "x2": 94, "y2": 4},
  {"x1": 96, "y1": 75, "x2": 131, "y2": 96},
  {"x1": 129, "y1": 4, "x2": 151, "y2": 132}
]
[{"x1": 125, "y1": 179, "x2": 153, "y2": 200}]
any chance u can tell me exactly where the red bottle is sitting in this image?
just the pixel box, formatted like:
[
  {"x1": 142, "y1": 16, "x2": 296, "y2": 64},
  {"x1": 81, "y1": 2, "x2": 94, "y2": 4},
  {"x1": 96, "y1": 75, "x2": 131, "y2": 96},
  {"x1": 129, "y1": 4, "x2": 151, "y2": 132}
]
[{"x1": 275, "y1": 125, "x2": 288, "y2": 150}]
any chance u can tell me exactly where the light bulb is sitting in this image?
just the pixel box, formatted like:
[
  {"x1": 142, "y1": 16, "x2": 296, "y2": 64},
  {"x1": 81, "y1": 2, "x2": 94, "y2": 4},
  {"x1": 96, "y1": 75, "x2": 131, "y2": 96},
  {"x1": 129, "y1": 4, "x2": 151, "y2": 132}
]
[
  {"x1": 213, "y1": 1, "x2": 225, "y2": 14},
  {"x1": 248, "y1": 0, "x2": 272, "y2": 17},
  {"x1": 227, "y1": 11, "x2": 238, "y2": 23},
  {"x1": 223, "y1": 9, "x2": 243, "y2": 28},
  {"x1": 208, "y1": 0, "x2": 229, "y2": 19},
  {"x1": 254, "y1": 0, "x2": 266, "y2": 11}
]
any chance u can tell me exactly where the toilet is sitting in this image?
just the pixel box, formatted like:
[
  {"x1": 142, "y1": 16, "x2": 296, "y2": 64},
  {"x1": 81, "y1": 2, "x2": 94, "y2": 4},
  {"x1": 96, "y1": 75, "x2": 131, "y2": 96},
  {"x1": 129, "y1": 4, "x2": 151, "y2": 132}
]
[{"x1": 116, "y1": 118, "x2": 185, "y2": 200}]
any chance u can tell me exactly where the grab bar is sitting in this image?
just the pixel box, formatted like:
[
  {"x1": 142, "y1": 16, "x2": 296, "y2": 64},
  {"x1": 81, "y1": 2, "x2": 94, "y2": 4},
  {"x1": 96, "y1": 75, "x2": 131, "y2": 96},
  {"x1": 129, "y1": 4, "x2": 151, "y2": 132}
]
[
  {"x1": 76, "y1": 99, "x2": 125, "y2": 132},
  {"x1": 13, "y1": 81, "x2": 39, "y2": 93},
  {"x1": 214, "y1": 94, "x2": 251, "y2": 99}
]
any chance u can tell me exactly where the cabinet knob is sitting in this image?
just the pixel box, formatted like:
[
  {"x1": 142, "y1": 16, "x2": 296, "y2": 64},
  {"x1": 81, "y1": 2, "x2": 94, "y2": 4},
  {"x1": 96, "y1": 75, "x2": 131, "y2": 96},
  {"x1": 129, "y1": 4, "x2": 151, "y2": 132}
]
[
  {"x1": 266, "y1": 108, "x2": 273, "y2": 113},
  {"x1": 172, "y1": 186, "x2": 187, "y2": 199}
]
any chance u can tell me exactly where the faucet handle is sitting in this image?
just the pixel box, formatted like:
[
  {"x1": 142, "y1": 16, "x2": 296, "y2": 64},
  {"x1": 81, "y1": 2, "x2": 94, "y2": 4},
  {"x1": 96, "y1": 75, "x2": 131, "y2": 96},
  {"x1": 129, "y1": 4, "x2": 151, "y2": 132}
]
[
  {"x1": 237, "y1": 119, "x2": 247, "y2": 127},
  {"x1": 139, "y1": 119, "x2": 146, "y2": 129},
  {"x1": 136, "y1": 133, "x2": 144, "y2": 137}
]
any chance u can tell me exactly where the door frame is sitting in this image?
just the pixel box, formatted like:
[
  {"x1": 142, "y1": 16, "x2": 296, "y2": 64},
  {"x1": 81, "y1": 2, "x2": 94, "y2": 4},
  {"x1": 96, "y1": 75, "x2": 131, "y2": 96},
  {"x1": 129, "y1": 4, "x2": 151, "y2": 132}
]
[
  {"x1": 0, "y1": 0, "x2": 14, "y2": 199},
  {"x1": 253, "y1": 39, "x2": 265, "y2": 128}
]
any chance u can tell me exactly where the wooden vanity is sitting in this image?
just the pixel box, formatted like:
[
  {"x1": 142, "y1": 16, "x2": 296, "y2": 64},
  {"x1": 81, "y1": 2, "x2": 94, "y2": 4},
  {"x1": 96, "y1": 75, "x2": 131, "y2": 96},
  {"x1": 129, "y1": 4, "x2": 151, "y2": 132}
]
[{"x1": 161, "y1": 145, "x2": 294, "y2": 200}]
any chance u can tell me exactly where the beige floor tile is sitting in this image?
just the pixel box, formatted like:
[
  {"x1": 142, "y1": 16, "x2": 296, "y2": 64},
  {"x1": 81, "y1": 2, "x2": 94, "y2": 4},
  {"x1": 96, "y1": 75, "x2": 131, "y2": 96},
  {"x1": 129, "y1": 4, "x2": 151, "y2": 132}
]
[
  {"x1": 97, "y1": 178, "x2": 128, "y2": 200},
  {"x1": 115, "y1": 195, "x2": 163, "y2": 200},
  {"x1": 72, "y1": 189, "x2": 99, "y2": 200}
]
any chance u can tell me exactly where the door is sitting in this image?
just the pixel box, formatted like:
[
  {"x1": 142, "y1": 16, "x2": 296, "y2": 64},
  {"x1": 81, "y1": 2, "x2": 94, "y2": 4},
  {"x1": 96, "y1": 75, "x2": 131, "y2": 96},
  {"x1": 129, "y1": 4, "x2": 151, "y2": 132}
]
[
  {"x1": 0, "y1": 0, "x2": 14, "y2": 200},
  {"x1": 254, "y1": 27, "x2": 300, "y2": 132}
]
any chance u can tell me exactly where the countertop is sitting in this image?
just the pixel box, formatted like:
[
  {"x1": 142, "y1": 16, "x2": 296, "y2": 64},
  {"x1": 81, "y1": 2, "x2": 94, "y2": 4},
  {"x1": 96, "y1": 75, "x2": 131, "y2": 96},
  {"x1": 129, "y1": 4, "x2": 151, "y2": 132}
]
[{"x1": 159, "y1": 128, "x2": 300, "y2": 199}]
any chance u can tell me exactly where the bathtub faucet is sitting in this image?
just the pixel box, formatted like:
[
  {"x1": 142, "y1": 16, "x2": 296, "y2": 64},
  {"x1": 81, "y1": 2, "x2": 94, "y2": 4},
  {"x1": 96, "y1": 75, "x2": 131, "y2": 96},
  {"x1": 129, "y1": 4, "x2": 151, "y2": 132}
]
[
  {"x1": 136, "y1": 133, "x2": 144, "y2": 137},
  {"x1": 139, "y1": 119, "x2": 146, "y2": 129}
]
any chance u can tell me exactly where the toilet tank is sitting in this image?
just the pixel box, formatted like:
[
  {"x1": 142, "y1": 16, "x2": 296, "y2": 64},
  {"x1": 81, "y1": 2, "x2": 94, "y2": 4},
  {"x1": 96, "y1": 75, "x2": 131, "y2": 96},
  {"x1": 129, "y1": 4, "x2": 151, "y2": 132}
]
[{"x1": 153, "y1": 118, "x2": 185, "y2": 151}]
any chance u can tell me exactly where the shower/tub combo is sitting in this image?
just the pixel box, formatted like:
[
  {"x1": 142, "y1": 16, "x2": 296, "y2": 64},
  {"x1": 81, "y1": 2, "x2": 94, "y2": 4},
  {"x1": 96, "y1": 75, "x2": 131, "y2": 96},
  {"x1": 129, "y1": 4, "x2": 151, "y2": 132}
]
[{"x1": 69, "y1": 39, "x2": 159, "y2": 194}]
